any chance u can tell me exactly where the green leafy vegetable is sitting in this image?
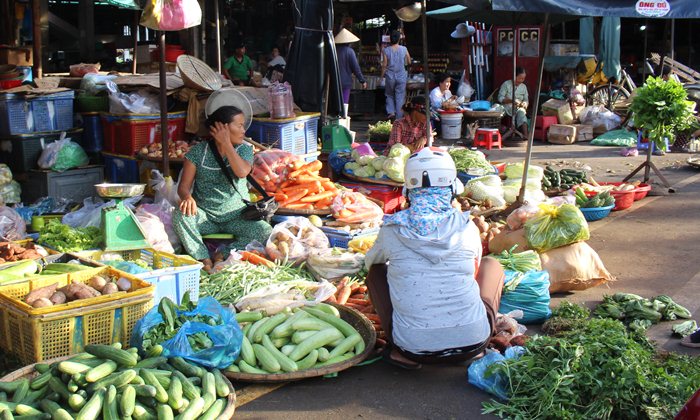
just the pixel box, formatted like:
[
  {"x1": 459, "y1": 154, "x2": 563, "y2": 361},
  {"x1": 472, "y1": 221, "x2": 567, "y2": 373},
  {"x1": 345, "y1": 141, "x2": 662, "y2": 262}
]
[
  {"x1": 367, "y1": 120, "x2": 393, "y2": 136},
  {"x1": 630, "y1": 76, "x2": 698, "y2": 150},
  {"x1": 39, "y1": 221, "x2": 103, "y2": 252},
  {"x1": 448, "y1": 148, "x2": 493, "y2": 173},
  {"x1": 672, "y1": 320, "x2": 698, "y2": 337},
  {"x1": 491, "y1": 246, "x2": 541, "y2": 273},
  {"x1": 551, "y1": 300, "x2": 590, "y2": 320}
]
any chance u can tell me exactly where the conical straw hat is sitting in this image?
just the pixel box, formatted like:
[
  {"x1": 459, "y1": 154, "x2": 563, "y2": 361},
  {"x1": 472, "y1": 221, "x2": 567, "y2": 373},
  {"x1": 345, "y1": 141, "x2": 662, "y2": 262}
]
[{"x1": 334, "y1": 28, "x2": 360, "y2": 44}]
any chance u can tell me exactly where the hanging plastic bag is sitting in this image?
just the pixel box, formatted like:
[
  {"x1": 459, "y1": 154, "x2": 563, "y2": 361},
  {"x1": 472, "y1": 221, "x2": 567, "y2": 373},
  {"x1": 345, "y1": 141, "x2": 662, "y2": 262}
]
[
  {"x1": 306, "y1": 248, "x2": 365, "y2": 281},
  {"x1": 135, "y1": 206, "x2": 175, "y2": 253},
  {"x1": 467, "y1": 346, "x2": 524, "y2": 400},
  {"x1": 140, "y1": 0, "x2": 202, "y2": 31},
  {"x1": 149, "y1": 169, "x2": 181, "y2": 207},
  {"x1": 250, "y1": 149, "x2": 304, "y2": 191},
  {"x1": 456, "y1": 70, "x2": 475, "y2": 100},
  {"x1": 0, "y1": 206, "x2": 26, "y2": 241},
  {"x1": 524, "y1": 203, "x2": 590, "y2": 253},
  {"x1": 141, "y1": 201, "x2": 181, "y2": 253},
  {"x1": 131, "y1": 296, "x2": 242, "y2": 369},
  {"x1": 268, "y1": 81, "x2": 295, "y2": 119},
  {"x1": 0, "y1": 181, "x2": 21, "y2": 205},
  {"x1": 499, "y1": 270, "x2": 552, "y2": 324},
  {"x1": 265, "y1": 216, "x2": 329, "y2": 263}
]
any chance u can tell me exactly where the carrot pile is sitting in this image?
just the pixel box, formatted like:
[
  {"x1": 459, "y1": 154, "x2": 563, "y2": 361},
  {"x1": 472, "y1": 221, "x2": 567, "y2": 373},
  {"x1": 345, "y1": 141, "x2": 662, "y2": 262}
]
[
  {"x1": 326, "y1": 276, "x2": 387, "y2": 351},
  {"x1": 250, "y1": 149, "x2": 302, "y2": 191},
  {"x1": 269, "y1": 160, "x2": 339, "y2": 211}
]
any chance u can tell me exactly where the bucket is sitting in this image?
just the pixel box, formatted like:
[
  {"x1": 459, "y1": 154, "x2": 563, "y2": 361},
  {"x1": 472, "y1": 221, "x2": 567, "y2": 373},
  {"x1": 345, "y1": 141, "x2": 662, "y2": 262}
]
[{"x1": 440, "y1": 112, "x2": 463, "y2": 140}]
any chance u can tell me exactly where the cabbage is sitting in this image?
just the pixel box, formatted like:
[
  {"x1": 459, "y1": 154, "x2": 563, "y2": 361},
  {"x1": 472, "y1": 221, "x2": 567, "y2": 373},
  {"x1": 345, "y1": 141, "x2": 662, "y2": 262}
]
[
  {"x1": 371, "y1": 156, "x2": 387, "y2": 171},
  {"x1": 354, "y1": 166, "x2": 375, "y2": 178},
  {"x1": 466, "y1": 181, "x2": 506, "y2": 207},
  {"x1": 504, "y1": 178, "x2": 543, "y2": 190},
  {"x1": 504, "y1": 163, "x2": 544, "y2": 181},
  {"x1": 388, "y1": 143, "x2": 411, "y2": 161},
  {"x1": 364, "y1": 165, "x2": 376, "y2": 177},
  {"x1": 375, "y1": 170, "x2": 386, "y2": 179},
  {"x1": 344, "y1": 162, "x2": 360, "y2": 171},
  {"x1": 351, "y1": 149, "x2": 360, "y2": 162},
  {"x1": 383, "y1": 157, "x2": 405, "y2": 182},
  {"x1": 357, "y1": 155, "x2": 375, "y2": 166},
  {"x1": 468, "y1": 175, "x2": 502, "y2": 188}
]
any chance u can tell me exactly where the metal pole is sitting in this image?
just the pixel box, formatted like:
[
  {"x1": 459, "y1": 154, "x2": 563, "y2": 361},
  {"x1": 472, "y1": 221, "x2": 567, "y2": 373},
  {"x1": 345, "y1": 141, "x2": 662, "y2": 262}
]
[
  {"x1": 159, "y1": 31, "x2": 170, "y2": 178},
  {"x1": 32, "y1": 0, "x2": 42, "y2": 78},
  {"x1": 132, "y1": 11, "x2": 139, "y2": 74},
  {"x1": 421, "y1": 0, "x2": 432, "y2": 146},
  {"x1": 670, "y1": 18, "x2": 675, "y2": 61},
  {"x1": 642, "y1": 19, "x2": 648, "y2": 80},
  {"x1": 511, "y1": 24, "x2": 516, "y2": 133},
  {"x1": 214, "y1": 0, "x2": 221, "y2": 73},
  {"x1": 517, "y1": 14, "x2": 550, "y2": 204}
]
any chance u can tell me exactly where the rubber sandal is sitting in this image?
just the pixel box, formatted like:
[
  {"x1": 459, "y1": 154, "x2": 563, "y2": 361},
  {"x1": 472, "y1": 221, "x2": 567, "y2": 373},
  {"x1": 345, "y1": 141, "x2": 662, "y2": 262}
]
[
  {"x1": 680, "y1": 335, "x2": 700, "y2": 348},
  {"x1": 381, "y1": 347, "x2": 422, "y2": 370}
]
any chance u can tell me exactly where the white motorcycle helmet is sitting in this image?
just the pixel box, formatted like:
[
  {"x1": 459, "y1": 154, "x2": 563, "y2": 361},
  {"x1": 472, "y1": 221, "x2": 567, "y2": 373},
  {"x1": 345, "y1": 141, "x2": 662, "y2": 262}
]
[{"x1": 403, "y1": 147, "x2": 465, "y2": 197}]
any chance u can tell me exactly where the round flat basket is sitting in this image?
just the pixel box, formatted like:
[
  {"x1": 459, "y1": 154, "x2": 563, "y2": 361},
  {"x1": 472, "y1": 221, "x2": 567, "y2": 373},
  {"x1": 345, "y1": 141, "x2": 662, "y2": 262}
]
[
  {"x1": 342, "y1": 171, "x2": 404, "y2": 187},
  {"x1": 205, "y1": 88, "x2": 253, "y2": 130},
  {"x1": 0, "y1": 355, "x2": 237, "y2": 418},
  {"x1": 687, "y1": 156, "x2": 700, "y2": 169},
  {"x1": 276, "y1": 207, "x2": 332, "y2": 216},
  {"x1": 579, "y1": 204, "x2": 614, "y2": 222},
  {"x1": 225, "y1": 304, "x2": 377, "y2": 383},
  {"x1": 177, "y1": 54, "x2": 222, "y2": 92}
]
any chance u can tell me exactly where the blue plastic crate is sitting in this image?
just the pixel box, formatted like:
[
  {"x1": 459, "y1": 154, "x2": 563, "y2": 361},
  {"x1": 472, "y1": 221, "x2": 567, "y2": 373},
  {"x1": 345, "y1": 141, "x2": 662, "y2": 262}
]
[
  {"x1": 0, "y1": 96, "x2": 32, "y2": 136},
  {"x1": 0, "y1": 91, "x2": 74, "y2": 136},
  {"x1": 246, "y1": 114, "x2": 319, "y2": 155},
  {"x1": 102, "y1": 153, "x2": 140, "y2": 184},
  {"x1": 320, "y1": 226, "x2": 379, "y2": 249},
  {"x1": 80, "y1": 113, "x2": 104, "y2": 152}
]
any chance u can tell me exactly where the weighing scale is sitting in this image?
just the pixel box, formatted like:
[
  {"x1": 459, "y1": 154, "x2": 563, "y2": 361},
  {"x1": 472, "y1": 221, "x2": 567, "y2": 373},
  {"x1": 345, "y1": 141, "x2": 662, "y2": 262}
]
[{"x1": 95, "y1": 183, "x2": 150, "y2": 251}]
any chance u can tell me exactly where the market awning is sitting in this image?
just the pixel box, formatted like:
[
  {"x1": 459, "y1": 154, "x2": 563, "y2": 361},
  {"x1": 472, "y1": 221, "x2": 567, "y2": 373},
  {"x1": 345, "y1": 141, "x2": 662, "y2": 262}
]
[{"x1": 427, "y1": 4, "x2": 574, "y2": 25}]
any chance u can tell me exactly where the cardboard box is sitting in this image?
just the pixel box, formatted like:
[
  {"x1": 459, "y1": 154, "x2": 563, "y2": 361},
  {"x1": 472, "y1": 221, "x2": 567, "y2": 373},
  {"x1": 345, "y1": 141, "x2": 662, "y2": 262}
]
[
  {"x1": 0, "y1": 47, "x2": 33, "y2": 66},
  {"x1": 549, "y1": 43, "x2": 579, "y2": 56},
  {"x1": 542, "y1": 99, "x2": 574, "y2": 125},
  {"x1": 574, "y1": 124, "x2": 594, "y2": 142},
  {"x1": 548, "y1": 124, "x2": 577, "y2": 144}
]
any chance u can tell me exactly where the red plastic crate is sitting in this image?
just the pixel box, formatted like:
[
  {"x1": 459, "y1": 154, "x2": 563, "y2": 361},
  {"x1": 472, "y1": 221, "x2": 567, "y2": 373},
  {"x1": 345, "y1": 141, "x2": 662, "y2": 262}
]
[
  {"x1": 100, "y1": 112, "x2": 186, "y2": 156},
  {"x1": 339, "y1": 181, "x2": 405, "y2": 214}
]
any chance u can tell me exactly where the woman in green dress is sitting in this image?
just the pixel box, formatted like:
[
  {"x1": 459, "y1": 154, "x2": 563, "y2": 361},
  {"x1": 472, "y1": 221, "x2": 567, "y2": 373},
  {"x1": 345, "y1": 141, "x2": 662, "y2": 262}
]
[{"x1": 173, "y1": 106, "x2": 272, "y2": 272}]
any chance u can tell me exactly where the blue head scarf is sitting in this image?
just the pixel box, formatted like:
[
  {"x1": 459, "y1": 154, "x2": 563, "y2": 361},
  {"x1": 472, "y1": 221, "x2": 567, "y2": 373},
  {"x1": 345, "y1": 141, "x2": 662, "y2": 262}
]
[{"x1": 384, "y1": 186, "x2": 456, "y2": 236}]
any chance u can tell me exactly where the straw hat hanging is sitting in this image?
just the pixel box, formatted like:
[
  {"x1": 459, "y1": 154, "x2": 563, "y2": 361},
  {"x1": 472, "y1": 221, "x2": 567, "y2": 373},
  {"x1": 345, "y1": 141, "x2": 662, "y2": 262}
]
[{"x1": 334, "y1": 28, "x2": 360, "y2": 44}]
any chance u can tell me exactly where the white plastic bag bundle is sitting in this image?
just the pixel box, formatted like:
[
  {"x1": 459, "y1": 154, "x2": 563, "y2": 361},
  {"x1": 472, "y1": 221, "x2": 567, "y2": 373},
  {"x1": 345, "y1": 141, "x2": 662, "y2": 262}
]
[
  {"x1": 0, "y1": 206, "x2": 26, "y2": 241},
  {"x1": 134, "y1": 206, "x2": 174, "y2": 253},
  {"x1": 149, "y1": 169, "x2": 181, "y2": 207},
  {"x1": 457, "y1": 70, "x2": 475, "y2": 100},
  {"x1": 465, "y1": 181, "x2": 506, "y2": 207},
  {"x1": 0, "y1": 181, "x2": 21, "y2": 205},
  {"x1": 306, "y1": 248, "x2": 365, "y2": 281},
  {"x1": 235, "y1": 280, "x2": 337, "y2": 314},
  {"x1": 140, "y1": 201, "x2": 181, "y2": 253},
  {"x1": 579, "y1": 105, "x2": 622, "y2": 132},
  {"x1": 106, "y1": 81, "x2": 160, "y2": 114},
  {"x1": 0, "y1": 164, "x2": 12, "y2": 185},
  {"x1": 265, "y1": 217, "x2": 329, "y2": 263}
]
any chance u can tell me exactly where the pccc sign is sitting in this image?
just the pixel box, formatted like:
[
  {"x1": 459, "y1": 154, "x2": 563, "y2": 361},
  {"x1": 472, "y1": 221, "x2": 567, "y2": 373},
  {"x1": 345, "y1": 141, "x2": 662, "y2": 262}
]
[{"x1": 636, "y1": 0, "x2": 670, "y2": 17}]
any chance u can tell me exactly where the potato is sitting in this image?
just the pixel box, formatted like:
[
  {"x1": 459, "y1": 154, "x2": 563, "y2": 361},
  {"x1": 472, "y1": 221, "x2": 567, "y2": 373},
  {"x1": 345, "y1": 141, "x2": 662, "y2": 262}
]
[
  {"x1": 116, "y1": 277, "x2": 132, "y2": 291},
  {"x1": 88, "y1": 276, "x2": 107, "y2": 292},
  {"x1": 49, "y1": 291, "x2": 66, "y2": 305},
  {"x1": 31, "y1": 298, "x2": 54, "y2": 308},
  {"x1": 101, "y1": 283, "x2": 119, "y2": 295}
]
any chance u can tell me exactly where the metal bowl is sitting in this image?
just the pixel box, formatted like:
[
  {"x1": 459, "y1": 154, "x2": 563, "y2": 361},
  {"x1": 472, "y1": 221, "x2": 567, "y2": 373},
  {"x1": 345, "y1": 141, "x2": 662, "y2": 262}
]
[
  {"x1": 394, "y1": 2, "x2": 422, "y2": 22},
  {"x1": 95, "y1": 183, "x2": 146, "y2": 198}
]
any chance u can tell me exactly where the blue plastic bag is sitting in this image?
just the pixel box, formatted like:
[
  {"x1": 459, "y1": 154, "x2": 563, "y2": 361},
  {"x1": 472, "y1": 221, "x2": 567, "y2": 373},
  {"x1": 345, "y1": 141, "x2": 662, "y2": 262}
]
[
  {"x1": 131, "y1": 296, "x2": 243, "y2": 369},
  {"x1": 499, "y1": 270, "x2": 552, "y2": 324},
  {"x1": 467, "y1": 346, "x2": 524, "y2": 400}
]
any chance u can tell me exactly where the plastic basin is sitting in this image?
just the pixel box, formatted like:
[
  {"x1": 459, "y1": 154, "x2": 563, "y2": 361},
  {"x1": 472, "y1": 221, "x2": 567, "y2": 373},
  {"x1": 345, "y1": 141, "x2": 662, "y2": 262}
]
[
  {"x1": 599, "y1": 182, "x2": 637, "y2": 210},
  {"x1": 633, "y1": 183, "x2": 651, "y2": 200},
  {"x1": 579, "y1": 204, "x2": 614, "y2": 222}
]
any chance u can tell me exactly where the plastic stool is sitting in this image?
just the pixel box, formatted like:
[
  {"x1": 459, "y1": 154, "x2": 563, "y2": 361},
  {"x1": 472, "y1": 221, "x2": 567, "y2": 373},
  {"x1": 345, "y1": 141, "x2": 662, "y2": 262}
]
[
  {"x1": 473, "y1": 128, "x2": 503, "y2": 150},
  {"x1": 636, "y1": 132, "x2": 669, "y2": 152},
  {"x1": 202, "y1": 233, "x2": 235, "y2": 258},
  {"x1": 533, "y1": 116, "x2": 558, "y2": 141}
]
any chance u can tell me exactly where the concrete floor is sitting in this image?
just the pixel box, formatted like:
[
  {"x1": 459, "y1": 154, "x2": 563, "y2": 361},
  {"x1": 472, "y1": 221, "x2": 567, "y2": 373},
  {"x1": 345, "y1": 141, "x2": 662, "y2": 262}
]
[{"x1": 236, "y1": 119, "x2": 700, "y2": 419}]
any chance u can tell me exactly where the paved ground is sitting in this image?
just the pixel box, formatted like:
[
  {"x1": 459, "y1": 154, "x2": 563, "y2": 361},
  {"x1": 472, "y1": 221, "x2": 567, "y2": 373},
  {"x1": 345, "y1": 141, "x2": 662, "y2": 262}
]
[{"x1": 235, "y1": 120, "x2": 700, "y2": 419}]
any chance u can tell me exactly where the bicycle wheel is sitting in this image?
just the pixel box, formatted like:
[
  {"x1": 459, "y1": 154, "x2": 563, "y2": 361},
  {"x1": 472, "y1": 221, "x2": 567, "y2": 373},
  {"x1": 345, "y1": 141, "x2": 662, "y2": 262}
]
[{"x1": 586, "y1": 84, "x2": 632, "y2": 125}]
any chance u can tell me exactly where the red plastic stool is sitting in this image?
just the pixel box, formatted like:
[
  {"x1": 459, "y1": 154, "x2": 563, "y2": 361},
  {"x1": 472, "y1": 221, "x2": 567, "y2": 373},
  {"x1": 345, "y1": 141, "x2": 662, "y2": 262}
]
[
  {"x1": 473, "y1": 128, "x2": 502, "y2": 150},
  {"x1": 533, "y1": 116, "x2": 558, "y2": 141}
]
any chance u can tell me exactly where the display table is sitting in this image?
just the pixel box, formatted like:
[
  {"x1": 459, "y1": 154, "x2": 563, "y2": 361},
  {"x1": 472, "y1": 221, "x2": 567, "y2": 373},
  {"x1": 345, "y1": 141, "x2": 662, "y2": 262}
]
[{"x1": 462, "y1": 109, "x2": 504, "y2": 130}]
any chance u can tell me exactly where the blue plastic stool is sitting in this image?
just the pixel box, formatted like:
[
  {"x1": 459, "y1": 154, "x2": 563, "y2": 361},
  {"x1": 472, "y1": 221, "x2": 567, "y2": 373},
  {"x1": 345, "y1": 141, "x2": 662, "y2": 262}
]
[
  {"x1": 202, "y1": 233, "x2": 235, "y2": 257},
  {"x1": 637, "y1": 132, "x2": 669, "y2": 152}
]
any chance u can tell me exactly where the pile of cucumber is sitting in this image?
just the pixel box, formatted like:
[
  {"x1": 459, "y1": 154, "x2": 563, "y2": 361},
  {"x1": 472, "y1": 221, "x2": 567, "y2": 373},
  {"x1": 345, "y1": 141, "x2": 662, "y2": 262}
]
[
  {"x1": 0, "y1": 344, "x2": 231, "y2": 420},
  {"x1": 230, "y1": 303, "x2": 366, "y2": 375},
  {"x1": 575, "y1": 188, "x2": 615, "y2": 208},
  {"x1": 542, "y1": 166, "x2": 588, "y2": 190}
]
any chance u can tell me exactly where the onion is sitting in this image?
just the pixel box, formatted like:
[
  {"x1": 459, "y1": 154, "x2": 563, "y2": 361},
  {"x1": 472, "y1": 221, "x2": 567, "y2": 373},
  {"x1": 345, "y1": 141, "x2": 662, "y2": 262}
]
[{"x1": 116, "y1": 277, "x2": 132, "y2": 291}]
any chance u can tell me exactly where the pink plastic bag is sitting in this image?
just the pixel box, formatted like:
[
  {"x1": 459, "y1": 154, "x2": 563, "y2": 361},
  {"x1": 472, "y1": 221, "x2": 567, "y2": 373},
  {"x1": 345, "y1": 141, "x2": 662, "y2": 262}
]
[{"x1": 140, "y1": 0, "x2": 202, "y2": 31}]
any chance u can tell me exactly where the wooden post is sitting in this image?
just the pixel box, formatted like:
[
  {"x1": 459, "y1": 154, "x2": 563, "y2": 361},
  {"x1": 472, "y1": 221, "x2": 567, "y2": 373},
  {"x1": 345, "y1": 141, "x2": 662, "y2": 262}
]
[
  {"x1": 132, "y1": 11, "x2": 139, "y2": 74},
  {"x1": 78, "y1": 0, "x2": 94, "y2": 61},
  {"x1": 159, "y1": 31, "x2": 170, "y2": 178},
  {"x1": 32, "y1": 0, "x2": 42, "y2": 78}
]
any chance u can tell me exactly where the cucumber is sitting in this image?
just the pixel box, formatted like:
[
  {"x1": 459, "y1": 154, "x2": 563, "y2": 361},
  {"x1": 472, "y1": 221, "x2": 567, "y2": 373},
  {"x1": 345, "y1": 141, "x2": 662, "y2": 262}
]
[
  {"x1": 29, "y1": 372, "x2": 51, "y2": 391},
  {"x1": 234, "y1": 311, "x2": 263, "y2": 323},
  {"x1": 301, "y1": 308, "x2": 357, "y2": 338},
  {"x1": 102, "y1": 385, "x2": 119, "y2": 420},
  {"x1": 198, "y1": 398, "x2": 225, "y2": 420},
  {"x1": 33, "y1": 364, "x2": 50, "y2": 374},
  {"x1": 86, "y1": 369, "x2": 137, "y2": 393},
  {"x1": 252, "y1": 344, "x2": 281, "y2": 373},
  {"x1": 237, "y1": 361, "x2": 268, "y2": 375},
  {"x1": 120, "y1": 385, "x2": 136, "y2": 417},
  {"x1": 145, "y1": 345, "x2": 163, "y2": 358},
  {"x1": 288, "y1": 329, "x2": 344, "y2": 362},
  {"x1": 139, "y1": 370, "x2": 168, "y2": 404},
  {"x1": 291, "y1": 317, "x2": 334, "y2": 332},
  {"x1": 246, "y1": 318, "x2": 268, "y2": 343},
  {"x1": 167, "y1": 375, "x2": 183, "y2": 411},
  {"x1": 47, "y1": 377, "x2": 71, "y2": 401},
  {"x1": 170, "y1": 371, "x2": 199, "y2": 401},
  {"x1": 43, "y1": 263, "x2": 89, "y2": 273},
  {"x1": 280, "y1": 344, "x2": 296, "y2": 356},
  {"x1": 85, "y1": 361, "x2": 117, "y2": 383},
  {"x1": 177, "y1": 397, "x2": 204, "y2": 420},
  {"x1": 291, "y1": 330, "x2": 317, "y2": 344},
  {"x1": 271, "y1": 337, "x2": 290, "y2": 348},
  {"x1": 68, "y1": 393, "x2": 87, "y2": 411},
  {"x1": 328, "y1": 334, "x2": 363, "y2": 359},
  {"x1": 295, "y1": 349, "x2": 319, "y2": 370},
  {"x1": 14, "y1": 404, "x2": 42, "y2": 416},
  {"x1": 132, "y1": 402, "x2": 156, "y2": 420},
  {"x1": 132, "y1": 385, "x2": 157, "y2": 398},
  {"x1": 156, "y1": 404, "x2": 174, "y2": 420},
  {"x1": 200, "y1": 373, "x2": 216, "y2": 413},
  {"x1": 53, "y1": 409, "x2": 75, "y2": 420},
  {"x1": 57, "y1": 361, "x2": 90, "y2": 376},
  {"x1": 0, "y1": 381, "x2": 23, "y2": 394},
  {"x1": 314, "y1": 352, "x2": 355, "y2": 367},
  {"x1": 133, "y1": 357, "x2": 166, "y2": 370},
  {"x1": 270, "y1": 311, "x2": 309, "y2": 339},
  {"x1": 169, "y1": 358, "x2": 205, "y2": 379},
  {"x1": 239, "y1": 336, "x2": 256, "y2": 367},
  {"x1": 76, "y1": 388, "x2": 105, "y2": 420},
  {"x1": 316, "y1": 347, "x2": 330, "y2": 362},
  {"x1": 10, "y1": 379, "x2": 29, "y2": 403},
  {"x1": 313, "y1": 303, "x2": 341, "y2": 317},
  {"x1": 252, "y1": 313, "x2": 288, "y2": 343},
  {"x1": 262, "y1": 335, "x2": 298, "y2": 372},
  {"x1": 84, "y1": 345, "x2": 136, "y2": 368},
  {"x1": 211, "y1": 370, "x2": 230, "y2": 398},
  {"x1": 224, "y1": 364, "x2": 240, "y2": 373}
]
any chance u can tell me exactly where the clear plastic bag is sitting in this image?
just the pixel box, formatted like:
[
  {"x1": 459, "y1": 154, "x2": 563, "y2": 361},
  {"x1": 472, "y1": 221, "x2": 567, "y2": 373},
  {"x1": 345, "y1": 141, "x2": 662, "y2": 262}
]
[
  {"x1": 131, "y1": 296, "x2": 242, "y2": 369},
  {"x1": 331, "y1": 191, "x2": 384, "y2": 224},
  {"x1": 63, "y1": 196, "x2": 141, "y2": 228},
  {"x1": 268, "y1": 81, "x2": 295, "y2": 119},
  {"x1": 37, "y1": 138, "x2": 89, "y2": 172},
  {"x1": 140, "y1": 201, "x2": 180, "y2": 253},
  {"x1": 505, "y1": 203, "x2": 541, "y2": 230},
  {"x1": 524, "y1": 203, "x2": 590, "y2": 252},
  {"x1": 235, "y1": 280, "x2": 336, "y2": 314},
  {"x1": 0, "y1": 206, "x2": 26, "y2": 241},
  {"x1": 467, "y1": 346, "x2": 525, "y2": 400},
  {"x1": 135, "y1": 206, "x2": 175, "y2": 253},
  {"x1": 306, "y1": 248, "x2": 365, "y2": 281},
  {"x1": 250, "y1": 149, "x2": 303, "y2": 190},
  {"x1": 0, "y1": 181, "x2": 21, "y2": 205},
  {"x1": 106, "y1": 81, "x2": 160, "y2": 114},
  {"x1": 265, "y1": 216, "x2": 329, "y2": 263},
  {"x1": 0, "y1": 164, "x2": 12, "y2": 185},
  {"x1": 149, "y1": 169, "x2": 181, "y2": 207},
  {"x1": 499, "y1": 270, "x2": 552, "y2": 324}
]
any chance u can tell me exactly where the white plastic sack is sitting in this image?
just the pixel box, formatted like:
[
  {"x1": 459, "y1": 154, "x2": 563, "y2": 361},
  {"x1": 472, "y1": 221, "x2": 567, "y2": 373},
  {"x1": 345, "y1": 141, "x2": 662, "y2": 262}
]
[
  {"x1": 106, "y1": 81, "x2": 160, "y2": 114},
  {"x1": 235, "y1": 280, "x2": 337, "y2": 314},
  {"x1": 0, "y1": 181, "x2": 21, "y2": 205},
  {"x1": 149, "y1": 169, "x2": 181, "y2": 207},
  {"x1": 503, "y1": 185, "x2": 546, "y2": 205},
  {"x1": 0, "y1": 206, "x2": 26, "y2": 241},
  {"x1": 457, "y1": 70, "x2": 475, "y2": 100},
  {"x1": 63, "y1": 196, "x2": 141, "y2": 228},
  {"x1": 135, "y1": 206, "x2": 174, "y2": 253},
  {"x1": 306, "y1": 248, "x2": 365, "y2": 281},
  {"x1": 265, "y1": 217, "x2": 329, "y2": 263},
  {"x1": 579, "y1": 105, "x2": 622, "y2": 132},
  {"x1": 140, "y1": 201, "x2": 181, "y2": 253}
]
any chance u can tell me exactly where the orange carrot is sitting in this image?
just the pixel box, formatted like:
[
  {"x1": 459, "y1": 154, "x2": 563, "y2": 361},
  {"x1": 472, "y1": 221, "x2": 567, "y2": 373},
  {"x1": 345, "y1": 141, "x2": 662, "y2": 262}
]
[
  {"x1": 321, "y1": 181, "x2": 337, "y2": 191},
  {"x1": 346, "y1": 298, "x2": 369, "y2": 305},
  {"x1": 364, "y1": 313, "x2": 382, "y2": 323},
  {"x1": 280, "y1": 189, "x2": 309, "y2": 206},
  {"x1": 314, "y1": 197, "x2": 334, "y2": 208},
  {"x1": 240, "y1": 251, "x2": 275, "y2": 268},
  {"x1": 345, "y1": 302, "x2": 368, "y2": 311},
  {"x1": 336, "y1": 209, "x2": 353, "y2": 219},
  {"x1": 325, "y1": 294, "x2": 338, "y2": 303},
  {"x1": 274, "y1": 193, "x2": 288, "y2": 202},
  {"x1": 356, "y1": 285, "x2": 368, "y2": 294},
  {"x1": 349, "y1": 294, "x2": 365, "y2": 300},
  {"x1": 300, "y1": 191, "x2": 334, "y2": 203},
  {"x1": 299, "y1": 160, "x2": 323, "y2": 173},
  {"x1": 279, "y1": 180, "x2": 292, "y2": 189},
  {"x1": 283, "y1": 181, "x2": 321, "y2": 195},
  {"x1": 284, "y1": 203, "x2": 313, "y2": 210}
]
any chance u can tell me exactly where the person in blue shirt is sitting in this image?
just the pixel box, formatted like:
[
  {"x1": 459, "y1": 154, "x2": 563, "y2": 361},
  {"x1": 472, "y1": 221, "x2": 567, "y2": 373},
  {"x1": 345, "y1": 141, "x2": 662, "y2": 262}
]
[{"x1": 334, "y1": 28, "x2": 367, "y2": 116}]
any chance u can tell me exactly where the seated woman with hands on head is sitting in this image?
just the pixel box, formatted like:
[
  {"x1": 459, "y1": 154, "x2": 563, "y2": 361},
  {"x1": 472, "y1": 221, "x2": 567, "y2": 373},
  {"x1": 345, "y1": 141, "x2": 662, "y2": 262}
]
[{"x1": 173, "y1": 106, "x2": 272, "y2": 272}]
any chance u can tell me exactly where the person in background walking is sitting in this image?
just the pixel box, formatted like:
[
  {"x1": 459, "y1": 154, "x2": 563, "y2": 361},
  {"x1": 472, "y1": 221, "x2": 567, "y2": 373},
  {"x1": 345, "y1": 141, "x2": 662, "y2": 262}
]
[
  {"x1": 381, "y1": 30, "x2": 411, "y2": 120},
  {"x1": 334, "y1": 28, "x2": 367, "y2": 117}
]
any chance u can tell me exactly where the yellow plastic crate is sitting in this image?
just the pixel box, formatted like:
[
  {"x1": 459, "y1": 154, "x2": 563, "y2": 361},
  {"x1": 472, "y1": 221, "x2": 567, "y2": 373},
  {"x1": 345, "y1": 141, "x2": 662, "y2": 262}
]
[
  {"x1": 0, "y1": 266, "x2": 153, "y2": 316},
  {"x1": 0, "y1": 293, "x2": 153, "y2": 365},
  {"x1": 0, "y1": 239, "x2": 45, "y2": 270}
]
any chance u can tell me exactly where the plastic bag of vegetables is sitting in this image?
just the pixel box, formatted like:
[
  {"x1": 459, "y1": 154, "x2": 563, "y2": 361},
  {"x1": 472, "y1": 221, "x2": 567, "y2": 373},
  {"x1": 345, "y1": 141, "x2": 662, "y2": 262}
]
[
  {"x1": 524, "y1": 203, "x2": 590, "y2": 253},
  {"x1": 504, "y1": 163, "x2": 545, "y2": 181},
  {"x1": 265, "y1": 217, "x2": 329, "y2": 263},
  {"x1": 0, "y1": 164, "x2": 12, "y2": 186},
  {"x1": 464, "y1": 181, "x2": 506, "y2": 207},
  {"x1": 499, "y1": 270, "x2": 552, "y2": 324},
  {"x1": 307, "y1": 247, "x2": 366, "y2": 281}
]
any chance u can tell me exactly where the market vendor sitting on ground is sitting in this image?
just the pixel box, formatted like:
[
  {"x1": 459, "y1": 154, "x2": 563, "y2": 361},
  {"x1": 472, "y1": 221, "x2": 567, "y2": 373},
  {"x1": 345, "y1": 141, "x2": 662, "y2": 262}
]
[
  {"x1": 429, "y1": 73, "x2": 453, "y2": 112},
  {"x1": 224, "y1": 43, "x2": 257, "y2": 87},
  {"x1": 365, "y1": 148, "x2": 505, "y2": 369},
  {"x1": 384, "y1": 96, "x2": 433, "y2": 156},
  {"x1": 173, "y1": 106, "x2": 272, "y2": 272},
  {"x1": 498, "y1": 66, "x2": 529, "y2": 137}
]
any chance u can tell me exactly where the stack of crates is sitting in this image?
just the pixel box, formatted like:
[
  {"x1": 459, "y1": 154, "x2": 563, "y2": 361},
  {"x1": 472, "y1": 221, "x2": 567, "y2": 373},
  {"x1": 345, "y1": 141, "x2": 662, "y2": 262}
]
[{"x1": 246, "y1": 112, "x2": 319, "y2": 156}]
